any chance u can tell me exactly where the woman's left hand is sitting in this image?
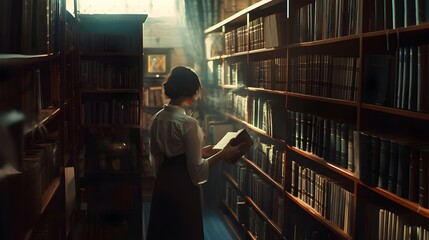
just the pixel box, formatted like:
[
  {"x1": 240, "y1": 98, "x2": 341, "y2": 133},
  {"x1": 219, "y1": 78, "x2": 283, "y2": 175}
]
[{"x1": 202, "y1": 145, "x2": 219, "y2": 158}]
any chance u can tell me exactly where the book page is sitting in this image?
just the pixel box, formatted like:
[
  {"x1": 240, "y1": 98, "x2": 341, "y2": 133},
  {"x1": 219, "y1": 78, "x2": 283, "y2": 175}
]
[{"x1": 213, "y1": 131, "x2": 239, "y2": 150}]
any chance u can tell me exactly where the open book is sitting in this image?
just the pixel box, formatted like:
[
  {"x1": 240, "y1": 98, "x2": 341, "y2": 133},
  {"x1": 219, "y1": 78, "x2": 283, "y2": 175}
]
[{"x1": 213, "y1": 128, "x2": 254, "y2": 164}]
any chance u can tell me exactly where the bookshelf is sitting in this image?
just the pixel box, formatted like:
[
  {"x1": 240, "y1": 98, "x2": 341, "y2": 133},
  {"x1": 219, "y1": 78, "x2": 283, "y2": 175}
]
[
  {"x1": 77, "y1": 14, "x2": 147, "y2": 240},
  {"x1": 0, "y1": 0, "x2": 79, "y2": 239},
  {"x1": 203, "y1": 0, "x2": 429, "y2": 239}
]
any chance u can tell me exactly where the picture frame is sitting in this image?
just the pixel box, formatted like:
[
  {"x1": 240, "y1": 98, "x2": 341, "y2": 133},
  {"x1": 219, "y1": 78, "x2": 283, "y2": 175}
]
[
  {"x1": 144, "y1": 48, "x2": 171, "y2": 77},
  {"x1": 147, "y1": 54, "x2": 167, "y2": 74}
]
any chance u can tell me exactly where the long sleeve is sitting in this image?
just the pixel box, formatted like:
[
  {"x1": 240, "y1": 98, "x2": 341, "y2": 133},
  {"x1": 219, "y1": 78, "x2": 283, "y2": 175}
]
[{"x1": 183, "y1": 118, "x2": 209, "y2": 185}]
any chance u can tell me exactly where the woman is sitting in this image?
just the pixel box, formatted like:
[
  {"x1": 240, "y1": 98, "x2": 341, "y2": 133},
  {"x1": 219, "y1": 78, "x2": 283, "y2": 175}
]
[{"x1": 146, "y1": 66, "x2": 243, "y2": 240}]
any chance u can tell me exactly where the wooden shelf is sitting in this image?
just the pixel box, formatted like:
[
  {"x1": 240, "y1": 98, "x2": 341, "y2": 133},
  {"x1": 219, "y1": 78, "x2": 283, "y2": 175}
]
[
  {"x1": 287, "y1": 92, "x2": 358, "y2": 107},
  {"x1": 285, "y1": 192, "x2": 352, "y2": 240},
  {"x1": 223, "y1": 170, "x2": 239, "y2": 189},
  {"x1": 362, "y1": 22, "x2": 429, "y2": 37},
  {"x1": 222, "y1": 200, "x2": 240, "y2": 224},
  {"x1": 246, "y1": 196, "x2": 283, "y2": 236},
  {"x1": 203, "y1": 0, "x2": 429, "y2": 239},
  {"x1": 287, "y1": 35, "x2": 360, "y2": 49},
  {"x1": 361, "y1": 103, "x2": 429, "y2": 121},
  {"x1": 241, "y1": 157, "x2": 283, "y2": 192},
  {"x1": 0, "y1": 53, "x2": 59, "y2": 67},
  {"x1": 362, "y1": 185, "x2": 429, "y2": 219},
  {"x1": 246, "y1": 87, "x2": 286, "y2": 95},
  {"x1": 81, "y1": 89, "x2": 140, "y2": 94},
  {"x1": 223, "y1": 112, "x2": 285, "y2": 145},
  {"x1": 204, "y1": 0, "x2": 284, "y2": 33},
  {"x1": 80, "y1": 52, "x2": 142, "y2": 57},
  {"x1": 287, "y1": 146, "x2": 357, "y2": 183},
  {"x1": 41, "y1": 177, "x2": 61, "y2": 215},
  {"x1": 25, "y1": 108, "x2": 61, "y2": 135}
]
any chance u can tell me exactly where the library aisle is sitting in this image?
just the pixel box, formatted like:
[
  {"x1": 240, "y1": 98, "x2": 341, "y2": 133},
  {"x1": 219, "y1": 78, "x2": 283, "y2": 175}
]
[{"x1": 142, "y1": 203, "x2": 236, "y2": 240}]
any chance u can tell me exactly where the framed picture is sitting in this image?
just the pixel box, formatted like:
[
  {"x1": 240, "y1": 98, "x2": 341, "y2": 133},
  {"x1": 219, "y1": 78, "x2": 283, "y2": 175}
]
[
  {"x1": 144, "y1": 48, "x2": 172, "y2": 78},
  {"x1": 147, "y1": 54, "x2": 167, "y2": 74}
]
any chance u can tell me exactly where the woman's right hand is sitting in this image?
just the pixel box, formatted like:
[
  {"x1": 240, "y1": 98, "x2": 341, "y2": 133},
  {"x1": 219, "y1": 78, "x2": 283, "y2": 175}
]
[{"x1": 220, "y1": 138, "x2": 245, "y2": 164}]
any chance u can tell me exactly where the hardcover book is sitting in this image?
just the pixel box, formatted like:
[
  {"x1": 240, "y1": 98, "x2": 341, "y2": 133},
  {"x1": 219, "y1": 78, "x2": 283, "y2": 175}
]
[{"x1": 213, "y1": 128, "x2": 254, "y2": 164}]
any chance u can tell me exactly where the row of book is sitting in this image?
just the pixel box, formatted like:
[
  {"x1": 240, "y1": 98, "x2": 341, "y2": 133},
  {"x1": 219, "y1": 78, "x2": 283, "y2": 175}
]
[
  {"x1": 224, "y1": 26, "x2": 241, "y2": 55},
  {"x1": 246, "y1": 169, "x2": 284, "y2": 227},
  {"x1": 248, "y1": 58, "x2": 287, "y2": 91},
  {"x1": 220, "y1": 62, "x2": 246, "y2": 86},
  {"x1": 377, "y1": 208, "x2": 429, "y2": 240},
  {"x1": 288, "y1": 54, "x2": 359, "y2": 101},
  {"x1": 23, "y1": 131, "x2": 60, "y2": 194},
  {"x1": 80, "y1": 33, "x2": 140, "y2": 53},
  {"x1": 224, "y1": 92, "x2": 285, "y2": 139},
  {"x1": 368, "y1": 0, "x2": 429, "y2": 32},
  {"x1": 290, "y1": 160, "x2": 354, "y2": 234},
  {"x1": 224, "y1": 181, "x2": 246, "y2": 221},
  {"x1": 223, "y1": 12, "x2": 287, "y2": 55},
  {"x1": 143, "y1": 87, "x2": 163, "y2": 107},
  {"x1": 363, "y1": 45, "x2": 429, "y2": 113},
  {"x1": 394, "y1": 46, "x2": 428, "y2": 111},
  {"x1": 223, "y1": 163, "x2": 283, "y2": 240},
  {"x1": 80, "y1": 60, "x2": 140, "y2": 89},
  {"x1": 14, "y1": 0, "x2": 60, "y2": 54},
  {"x1": 286, "y1": 110, "x2": 356, "y2": 172},
  {"x1": 293, "y1": 0, "x2": 359, "y2": 43},
  {"x1": 19, "y1": 131, "x2": 60, "y2": 230},
  {"x1": 225, "y1": 91, "x2": 248, "y2": 122},
  {"x1": 247, "y1": 206, "x2": 283, "y2": 240},
  {"x1": 80, "y1": 100, "x2": 140, "y2": 125},
  {"x1": 356, "y1": 132, "x2": 429, "y2": 208},
  {"x1": 249, "y1": 13, "x2": 287, "y2": 50},
  {"x1": 286, "y1": 109, "x2": 429, "y2": 209},
  {"x1": 247, "y1": 138, "x2": 285, "y2": 185}
]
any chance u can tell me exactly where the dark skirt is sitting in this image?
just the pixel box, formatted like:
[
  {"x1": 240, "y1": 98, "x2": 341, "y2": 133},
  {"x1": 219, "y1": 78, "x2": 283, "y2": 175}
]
[{"x1": 146, "y1": 153, "x2": 204, "y2": 240}]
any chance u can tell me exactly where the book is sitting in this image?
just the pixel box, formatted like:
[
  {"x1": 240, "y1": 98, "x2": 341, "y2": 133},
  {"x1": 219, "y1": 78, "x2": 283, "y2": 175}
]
[{"x1": 213, "y1": 128, "x2": 254, "y2": 164}]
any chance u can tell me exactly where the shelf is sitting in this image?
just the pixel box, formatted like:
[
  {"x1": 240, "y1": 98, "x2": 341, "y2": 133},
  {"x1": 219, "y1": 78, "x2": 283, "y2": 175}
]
[
  {"x1": 223, "y1": 170, "x2": 239, "y2": 189},
  {"x1": 220, "y1": 51, "x2": 249, "y2": 59},
  {"x1": 361, "y1": 104, "x2": 429, "y2": 121},
  {"x1": 25, "y1": 108, "x2": 61, "y2": 135},
  {"x1": 241, "y1": 157, "x2": 283, "y2": 192},
  {"x1": 81, "y1": 89, "x2": 140, "y2": 94},
  {"x1": 362, "y1": 22, "x2": 429, "y2": 38},
  {"x1": 223, "y1": 112, "x2": 286, "y2": 145},
  {"x1": 0, "y1": 53, "x2": 59, "y2": 67},
  {"x1": 222, "y1": 200, "x2": 240, "y2": 224},
  {"x1": 287, "y1": 92, "x2": 358, "y2": 107},
  {"x1": 80, "y1": 52, "x2": 142, "y2": 57},
  {"x1": 287, "y1": 146, "x2": 357, "y2": 183},
  {"x1": 362, "y1": 185, "x2": 429, "y2": 219},
  {"x1": 287, "y1": 35, "x2": 360, "y2": 49},
  {"x1": 204, "y1": 0, "x2": 284, "y2": 33},
  {"x1": 246, "y1": 87, "x2": 286, "y2": 95},
  {"x1": 246, "y1": 230, "x2": 257, "y2": 240},
  {"x1": 285, "y1": 192, "x2": 352, "y2": 240},
  {"x1": 41, "y1": 177, "x2": 61, "y2": 215},
  {"x1": 246, "y1": 196, "x2": 283, "y2": 236}
]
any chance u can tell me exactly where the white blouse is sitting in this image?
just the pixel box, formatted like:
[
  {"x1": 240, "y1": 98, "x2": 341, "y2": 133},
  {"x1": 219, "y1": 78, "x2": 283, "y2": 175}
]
[{"x1": 148, "y1": 104, "x2": 209, "y2": 185}]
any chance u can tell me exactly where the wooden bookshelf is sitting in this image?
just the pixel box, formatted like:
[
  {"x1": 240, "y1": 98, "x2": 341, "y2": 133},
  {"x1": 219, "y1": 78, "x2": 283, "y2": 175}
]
[
  {"x1": 0, "y1": 1, "x2": 77, "y2": 239},
  {"x1": 77, "y1": 13, "x2": 148, "y2": 240},
  {"x1": 203, "y1": 0, "x2": 429, "y2": 239}
]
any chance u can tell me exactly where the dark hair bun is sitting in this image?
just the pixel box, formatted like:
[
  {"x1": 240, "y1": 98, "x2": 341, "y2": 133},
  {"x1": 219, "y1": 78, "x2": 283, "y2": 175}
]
[
  {"x1": 163, "y1": 66, "x2": 201, "y2": 100},
  {"x1": 163, "y1": 81, "x2": 180, "y2": 99}
]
